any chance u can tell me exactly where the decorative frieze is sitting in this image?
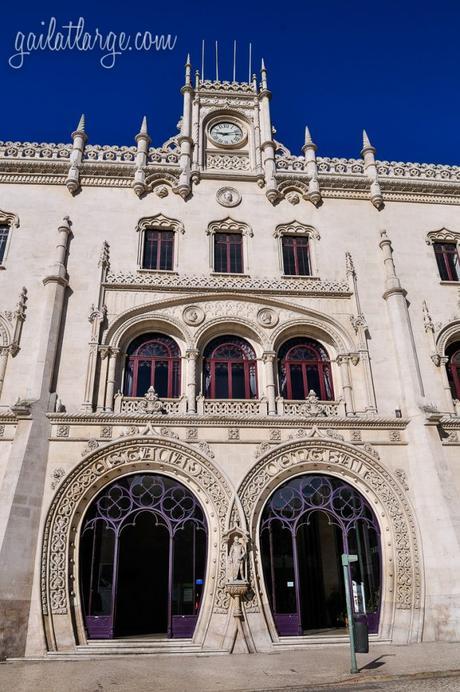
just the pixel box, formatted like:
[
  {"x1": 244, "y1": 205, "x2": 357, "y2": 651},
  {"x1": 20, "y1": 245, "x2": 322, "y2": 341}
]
[{"x1": 104, "y1": 271, "x2": 350, "y2": 296}]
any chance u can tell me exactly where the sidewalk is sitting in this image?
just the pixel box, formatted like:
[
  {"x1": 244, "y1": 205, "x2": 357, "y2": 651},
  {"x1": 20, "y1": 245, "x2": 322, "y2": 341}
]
[{"x1": 1, "y1": 641, "x2": 460, "y2": 692}]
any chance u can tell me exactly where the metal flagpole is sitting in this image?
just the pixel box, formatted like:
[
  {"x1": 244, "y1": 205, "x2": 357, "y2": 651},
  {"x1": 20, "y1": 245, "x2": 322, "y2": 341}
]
[
  {"x1": 248, "y1": 42, "x2": 252, "y2": 83},
  {"x1": 201, "y1": 39, "x2": 205, "y2": 80},
  {"x1": 215, "y1": 41, "x2": 219, "y2": 81},
  {"x1": 233, "y1": 40, "x2": 237, "y2": 82}
]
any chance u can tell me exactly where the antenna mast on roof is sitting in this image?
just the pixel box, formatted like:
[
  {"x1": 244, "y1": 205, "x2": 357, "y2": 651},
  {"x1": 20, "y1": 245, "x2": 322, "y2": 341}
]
[{"x1": 201, "y1": 39, "x2": 205, "y2": 80}]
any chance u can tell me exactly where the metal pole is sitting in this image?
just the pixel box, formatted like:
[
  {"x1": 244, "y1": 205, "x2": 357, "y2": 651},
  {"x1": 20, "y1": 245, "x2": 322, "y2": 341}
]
[{"x1": 342, "y1": 553, "x2": 358, "y2": 674}]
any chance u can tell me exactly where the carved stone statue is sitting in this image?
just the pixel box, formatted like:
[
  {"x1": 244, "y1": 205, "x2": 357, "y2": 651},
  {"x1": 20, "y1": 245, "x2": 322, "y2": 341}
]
[{"x1": 228, "y1": 535, "x2": 246, "y2": 581}]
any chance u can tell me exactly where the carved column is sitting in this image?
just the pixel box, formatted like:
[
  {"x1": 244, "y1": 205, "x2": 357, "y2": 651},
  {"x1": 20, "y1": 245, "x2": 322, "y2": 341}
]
[
  {"x1": 133, "y1": 117, "x2": 151, "y2": 197},
  {"x1": 302, "y1": 127, "x2": 321, "y2": 206},
  {"x1": 438, "y1": 356, "x2": 456, "y2": 414},
  {"x1": 97, "y1": 347, "x2": 110, "y2": 412},
  {"x1": 65, "y1": 115, "x2": 87, "y2": 195},
  {"x1": 176, "y1": 55, "x2": 193, "y2": 198},
  {"x1": 380, "y1": 230, "x2": 425, "y2": 412},
  {"x1": 336, "y1": 355, "x2": 355, "y2": 415},
  {"x1": 262, "y1": 352, "x2": 277, "y2": 415},
  {"x1": 361, "y1": 130, "x2": 383, "y2": 209},
  {"x1": 259, "y1": 60, "x2": 278, "y2": 203},
  {"x1": 105, "y1": 348, "x2": 120, "y2": 412},
  {"x1": 185, "y1": 349, "x2": 199, "y2": 414},
  {"x1": 82, "y1": 308, "x2": 106, "y2": 412},
  {"x1": 346, "y1": 252, "x2": 378, "y2": 413},
  {"x1": 0, "y1": 348, "x2": 8, "y2": 399}
]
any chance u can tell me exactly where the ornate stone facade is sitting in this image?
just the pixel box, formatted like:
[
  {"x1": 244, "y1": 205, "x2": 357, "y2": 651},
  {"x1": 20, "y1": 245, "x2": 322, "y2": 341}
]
[{"x1": 0, "y1": 58, "x2": 459, "y2": 660}]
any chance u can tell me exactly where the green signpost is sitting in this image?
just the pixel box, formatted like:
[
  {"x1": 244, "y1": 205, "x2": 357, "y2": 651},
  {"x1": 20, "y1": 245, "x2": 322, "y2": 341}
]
[{"x1": 341, "y1": 553, "x2": 359, "y2": 674}]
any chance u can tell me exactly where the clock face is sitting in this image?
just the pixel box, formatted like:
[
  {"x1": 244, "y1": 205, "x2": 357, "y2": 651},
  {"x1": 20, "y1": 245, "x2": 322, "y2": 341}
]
[{"x1": 210, "y1": 122, "x2": 244, "y2": 146}]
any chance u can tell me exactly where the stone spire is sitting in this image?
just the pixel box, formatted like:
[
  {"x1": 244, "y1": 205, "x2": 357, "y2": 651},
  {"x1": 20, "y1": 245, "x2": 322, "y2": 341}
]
[
  {"x1": 65, "y1": 114, "x2": 87, "y2": 195},
  {"x1": 361, "y1": 129, "x2": 383, "y2": 209},
  {"x1": 133, "y1": 116, "x2": 151, "y2": 197},
  {"x1": 261, "y1": 58, "x2": 268, "y2": 91},
  {"x1": 185, "y1": 53, "x2": 192, "y2": 87},
  {"x1": 302, "y1": 126, "x2": 321, "y2": 206},
  {"x1": 259, "y1": 59, "x2": 279, "y2": 203},
  {"x1": 176, "y1": 54, "x2": 194, "y2": 199}
]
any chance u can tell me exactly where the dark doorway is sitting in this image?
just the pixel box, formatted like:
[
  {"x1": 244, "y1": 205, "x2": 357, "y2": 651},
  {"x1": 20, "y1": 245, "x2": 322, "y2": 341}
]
[
  {"x1": 115, "y1": 513, "x2": 169, "y2": 636},
  {"x1": 297, "y1": 513, "x2": 346, "y2": 633},
  {"x1": 260, "y1": 474, "x2": 382, "y2": 637}
]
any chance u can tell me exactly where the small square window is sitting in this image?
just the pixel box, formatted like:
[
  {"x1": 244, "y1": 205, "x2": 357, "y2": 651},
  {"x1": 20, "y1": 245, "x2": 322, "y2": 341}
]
[
  {"x1": 434, "y1": 242, "x2": 460, "y2": 281},
  {"x1": 0, "y1": 226, "x2": 9, "y2": 264},
  {"x1": 142, "y1": 230, "x2": 174, "y2": 270},
  {"x1": 214, "y1": 233, "x2": 243, "y2": 273},
  {"x1": 282, "y1": 236, "x2": 310, "y2": 276}
]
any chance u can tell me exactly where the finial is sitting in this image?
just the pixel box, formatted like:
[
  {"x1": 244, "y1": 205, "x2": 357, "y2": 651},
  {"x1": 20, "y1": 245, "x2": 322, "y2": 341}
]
[
  {"x1": 140, "y1": 116, "x2": 148, "y2": 135},
  {"x1": 185, "y1": 53, "x2": 192, "y2": 86},
  {"x1": 261, "y1": 59, "x2": 268, "y2": 90},
  {"x1": 305, "y1": 126, "x2": 313, "y2": 145},
  {"x1": 76, "y1": 114, "x2": 85, "y2": 133},
  {"x1": 362, "y1": 129, "x2": 375, "y2": 153}
]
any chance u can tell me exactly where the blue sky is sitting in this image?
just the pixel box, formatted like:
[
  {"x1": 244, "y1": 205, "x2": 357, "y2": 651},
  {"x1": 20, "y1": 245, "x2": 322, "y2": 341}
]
[{"x1": 1, "y1": 0, "x2": 459, "y2": 163}]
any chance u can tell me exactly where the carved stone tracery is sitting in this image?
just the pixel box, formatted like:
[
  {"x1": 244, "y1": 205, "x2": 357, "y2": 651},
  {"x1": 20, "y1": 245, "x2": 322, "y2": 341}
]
[
  {"x1": 237, "y1": 436, "x2": 421, "y2": 618},
  {"x1": 41, "y1": 436, "x2": 233, "y2": 650}
]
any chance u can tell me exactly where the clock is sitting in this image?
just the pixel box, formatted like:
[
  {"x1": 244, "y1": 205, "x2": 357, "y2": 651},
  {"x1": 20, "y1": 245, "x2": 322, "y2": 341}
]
[{"x1": 209, "y1": 121, "x2": 244, "y2": 146}]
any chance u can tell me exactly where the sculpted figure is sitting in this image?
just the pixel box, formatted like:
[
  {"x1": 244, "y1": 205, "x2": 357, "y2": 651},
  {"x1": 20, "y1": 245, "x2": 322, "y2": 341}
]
[{"x1": 228, "y1": 535, "x2": 246, "y2": 581}]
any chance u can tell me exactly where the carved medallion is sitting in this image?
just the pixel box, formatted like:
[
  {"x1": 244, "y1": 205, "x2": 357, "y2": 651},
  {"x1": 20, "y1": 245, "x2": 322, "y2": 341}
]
[
  {"x1": 256, "y1": 307, "x2": 279, "y2": 328},
  {"x1": 183, "y1": 305, "x2": 205, "y2": 326},
  {"x1": 216, "y1": 187, "x2": 241, "y2": 208}
]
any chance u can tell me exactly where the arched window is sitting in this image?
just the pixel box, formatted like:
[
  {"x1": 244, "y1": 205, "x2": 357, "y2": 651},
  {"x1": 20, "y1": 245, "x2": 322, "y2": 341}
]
[
  {"x1": 278, "y1": 338, "x2": 334, "y2": 401},
  {"x1": 447, "y1": 342, "x2": 460, "y2": 400},
  {"x1": 80, "y1": 473, "x2": 207, "y2": 639},
  {"x1": 260, "y1": 474, "x2": 381, "y2": 636},
  {"x1": 124, "y1": 334, "x2": 181, "y2": 398},
  {"x1": 203, "y1": 336, "x2": 258, "y2": 399}
]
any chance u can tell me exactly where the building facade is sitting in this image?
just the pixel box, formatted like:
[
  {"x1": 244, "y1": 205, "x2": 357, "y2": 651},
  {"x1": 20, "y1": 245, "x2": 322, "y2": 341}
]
[{"x1": 0, "y1": 58, "x2": 460, "y2": 659}]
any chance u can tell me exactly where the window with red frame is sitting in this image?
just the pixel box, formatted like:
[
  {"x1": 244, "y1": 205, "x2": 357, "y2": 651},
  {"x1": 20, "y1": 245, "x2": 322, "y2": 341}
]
[
  {"x1": 446, "y1": 342, "x2": 460, "y2": 400},
  {"x1": 0, "y1": 226, "x2": 9, "y2": 264},
  {"x1": 214, "y1": 233, "x2": 243, "y2": 273},
  {"x1": 203, "y1": 336, "x2": 257, "y2": 399},
  {"x1": 434, "y1": 242, "x2": 460, "y2": 281},
  {"x1": 282, "y1": 236, "x2": 310, "y2": 276},
  {"x1": 124, "y1": 334, "x2": 181, "y2": 398},
  {"x1": 278, "y1": 338, "x2": 334, "y2": 400},
  {"x1": 142, "y1": 230, "x2": 174, "y2": 270}
]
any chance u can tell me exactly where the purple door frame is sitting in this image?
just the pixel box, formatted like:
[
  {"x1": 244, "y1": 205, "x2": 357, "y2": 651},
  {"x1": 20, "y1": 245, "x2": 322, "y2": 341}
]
[
  {"x1": 260, "y1": 474, "x2": 382, "y2": 637},
  {"x1": 80, "y1": 473, "x2": 207, "y2": 640}
]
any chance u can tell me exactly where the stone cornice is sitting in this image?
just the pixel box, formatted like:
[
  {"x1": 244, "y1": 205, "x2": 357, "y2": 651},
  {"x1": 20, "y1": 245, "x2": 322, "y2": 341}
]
[
  {"x1": 1, "y1": 137, "x2": 460, "y2": 202},
  {"x1": 47, "y1": 412, "x2": 410, "y2": 429}
]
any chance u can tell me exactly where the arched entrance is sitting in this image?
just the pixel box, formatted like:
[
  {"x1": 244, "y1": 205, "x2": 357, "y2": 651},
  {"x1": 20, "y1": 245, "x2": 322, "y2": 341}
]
[
  {"x1": 79, "y1": 473, "x2": 207, "y2": 639},
  {"x1": 260, "y1": 474, "x2": 381, "y2": 636}
]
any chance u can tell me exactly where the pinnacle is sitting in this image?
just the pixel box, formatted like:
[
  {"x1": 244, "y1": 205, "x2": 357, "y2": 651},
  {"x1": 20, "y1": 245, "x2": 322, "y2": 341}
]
[
  {"x1": 76, "y1": 114, "x2": 85, "y2": 133},
  {"x1": 140, "y1": 115, "x2": 148, "y2": 135},
  {"x1": 362, "y1": 129, "x2": 372, "y2": 149},
  {"x1": 305, "y1": 126, "x2": 313, "y2": 144}
]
